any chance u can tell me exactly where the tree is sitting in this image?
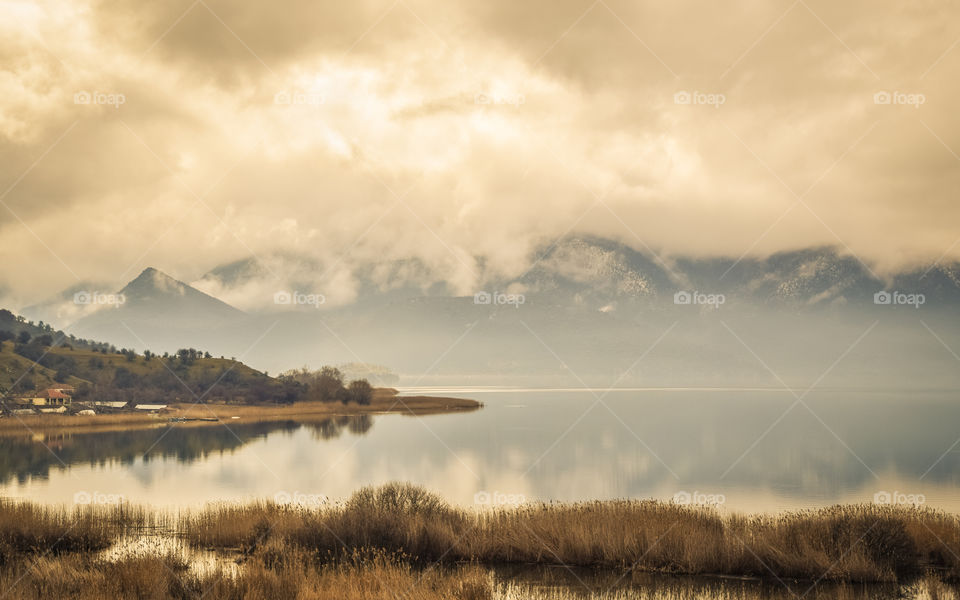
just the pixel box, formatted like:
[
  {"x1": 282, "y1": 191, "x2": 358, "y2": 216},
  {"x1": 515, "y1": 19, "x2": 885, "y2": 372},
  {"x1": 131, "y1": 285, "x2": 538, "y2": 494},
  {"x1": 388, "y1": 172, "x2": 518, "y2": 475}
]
[
  {"x1": 113, "y1": 367, "x2": 138, "y2": 389},
  {"x1": 346, "y1": 379, "x2": 373, "y2": 405},
  {"x1": 0, "y1": 330, "x2": 13, "y2": 343},
  {"x1": 35, "y1": 334, "x2": 54, "y2": 347},
  {"x1": 16, "y1": 331, "x2": 31, "y2": 344},
  {"x1": 176, "y1": 348, "x2": 195, "y2": 365},
  {"x1": 316, "y1": 366, "x2": 345, "y2": 402}
]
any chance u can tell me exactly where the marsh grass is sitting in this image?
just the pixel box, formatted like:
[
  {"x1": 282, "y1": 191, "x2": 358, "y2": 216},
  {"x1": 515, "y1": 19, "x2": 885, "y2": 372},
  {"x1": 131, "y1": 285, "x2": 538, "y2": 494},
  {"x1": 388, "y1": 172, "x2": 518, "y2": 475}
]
[
  {"x1": 4, "y1": 484, "x2": 960, "y2": 597},
  {"x1": 0, "y1": 493, "x2": 490, "y2": 599},
  {"x1": 0, "y1": 499, "x2": 157, "y2": 558},
  {"x1": 0, "y1": 550, "x2": 491, "y2": 600},
  {"x1": 182, "y1": 484, "x2": 960, "y2": 584}
]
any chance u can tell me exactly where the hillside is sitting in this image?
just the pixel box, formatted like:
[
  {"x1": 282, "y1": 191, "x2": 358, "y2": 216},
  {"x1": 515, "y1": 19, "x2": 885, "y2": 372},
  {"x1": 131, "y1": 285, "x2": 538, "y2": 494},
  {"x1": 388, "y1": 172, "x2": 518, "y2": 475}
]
[
  {"x1": 0, "y1": 309, "x2": 112, "y2": 353},
  {"x1": 0, "y1": 309, "x2": 300, "y2": 406}
]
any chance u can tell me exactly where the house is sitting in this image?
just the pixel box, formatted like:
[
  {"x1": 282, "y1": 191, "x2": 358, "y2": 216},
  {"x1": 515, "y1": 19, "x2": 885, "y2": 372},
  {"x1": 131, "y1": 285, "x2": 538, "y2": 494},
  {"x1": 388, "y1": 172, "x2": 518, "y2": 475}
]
[
  {"x1": 35, "y1": 389, "x2": 72, "y2": 406},
  {"x1": 134, "y1": 404, "x2": 168, "y2": 412}
]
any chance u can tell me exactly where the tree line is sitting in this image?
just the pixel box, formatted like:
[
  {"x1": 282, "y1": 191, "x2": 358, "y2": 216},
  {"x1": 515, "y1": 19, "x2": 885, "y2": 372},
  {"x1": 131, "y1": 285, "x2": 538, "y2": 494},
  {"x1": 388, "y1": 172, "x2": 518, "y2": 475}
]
[{"x1": 279, "y1": 366, "x2": 374, "y2": 405}]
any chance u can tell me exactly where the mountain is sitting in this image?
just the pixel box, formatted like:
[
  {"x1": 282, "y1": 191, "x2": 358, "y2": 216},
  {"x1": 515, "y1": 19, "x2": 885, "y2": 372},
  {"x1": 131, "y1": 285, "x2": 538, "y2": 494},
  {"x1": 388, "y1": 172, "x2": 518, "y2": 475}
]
[
  {"x1": 64, "y1": 268, "x2": 252, "y2": 357},
  {"x1": 22, "y1": 241, "x2": 960, "y2": 388},
  {"x1": 116, "y1": 267, "x2": 244, "y2": 320},
  {"x1": 182, "y1": 240, "x2": 960, "y2": 388},
  {"x1": 20, "y1": 280, "x2": 119, "y2": 326}
]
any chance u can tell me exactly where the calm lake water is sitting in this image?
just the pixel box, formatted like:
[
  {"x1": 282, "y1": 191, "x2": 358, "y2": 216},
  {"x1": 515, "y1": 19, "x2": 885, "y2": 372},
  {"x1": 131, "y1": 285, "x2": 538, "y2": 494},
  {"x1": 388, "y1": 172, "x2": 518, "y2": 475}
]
[{"x1": 1, "y1": 388, "x2": 959, "y2": 512}]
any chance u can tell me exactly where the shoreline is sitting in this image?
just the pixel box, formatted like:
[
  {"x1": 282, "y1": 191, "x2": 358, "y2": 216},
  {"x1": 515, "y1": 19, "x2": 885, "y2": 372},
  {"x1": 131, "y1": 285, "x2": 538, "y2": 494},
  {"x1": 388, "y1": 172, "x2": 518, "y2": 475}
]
[{"x1": 0, "y1": 389, "x2": 481, "y2": 436}]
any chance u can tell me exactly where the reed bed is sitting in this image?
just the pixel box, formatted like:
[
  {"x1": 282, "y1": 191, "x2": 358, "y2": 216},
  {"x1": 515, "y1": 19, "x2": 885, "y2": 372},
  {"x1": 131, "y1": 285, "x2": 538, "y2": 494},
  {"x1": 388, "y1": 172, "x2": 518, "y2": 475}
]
[
  {"x1": 3, "y1": 483, "x2": 960, "y2": 593},
  {"x1": 182, "y1": 483, "x2": 960, "y2": 584},
  {"x1": 0, "y1": 550, "x2": 491, "y2": 600},
  {"x1": 0, "y1": 499, "x2": 158, "y2": 557}
]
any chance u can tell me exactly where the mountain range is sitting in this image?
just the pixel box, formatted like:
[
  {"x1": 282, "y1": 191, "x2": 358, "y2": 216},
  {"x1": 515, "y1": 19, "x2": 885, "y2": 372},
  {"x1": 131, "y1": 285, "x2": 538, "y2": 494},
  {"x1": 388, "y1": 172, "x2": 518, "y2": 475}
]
[{"x1": 17, "y1": 238, "x2": 960, "y2": 388}]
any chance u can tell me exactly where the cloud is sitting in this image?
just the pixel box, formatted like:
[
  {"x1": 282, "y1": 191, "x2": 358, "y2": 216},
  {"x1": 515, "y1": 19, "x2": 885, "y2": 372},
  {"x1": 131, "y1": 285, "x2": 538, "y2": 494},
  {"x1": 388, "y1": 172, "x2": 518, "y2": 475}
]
[{"x1": 1, "y1": 0, "x2": 959, "y2": 306}]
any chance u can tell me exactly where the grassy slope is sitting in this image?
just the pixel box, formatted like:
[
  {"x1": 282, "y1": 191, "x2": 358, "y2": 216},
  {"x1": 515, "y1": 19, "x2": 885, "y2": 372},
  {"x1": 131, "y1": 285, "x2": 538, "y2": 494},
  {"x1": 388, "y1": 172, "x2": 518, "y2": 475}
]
[
  {"x1": 42, "y1": 345, "x2": 265, "y2": 379},
  {"x1": 0, "y1": 340, "x2": 272, "y2": 395},
  {"x1": 0, "y1": 341, "x2": 65, "y2": 391}
]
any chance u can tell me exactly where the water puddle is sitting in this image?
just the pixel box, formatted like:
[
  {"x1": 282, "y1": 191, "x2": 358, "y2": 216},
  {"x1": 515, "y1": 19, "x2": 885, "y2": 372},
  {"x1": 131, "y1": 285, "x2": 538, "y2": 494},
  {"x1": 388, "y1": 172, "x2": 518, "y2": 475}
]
[{"x1": 491, "y1": 565, "x2": 955, "y2": 599}]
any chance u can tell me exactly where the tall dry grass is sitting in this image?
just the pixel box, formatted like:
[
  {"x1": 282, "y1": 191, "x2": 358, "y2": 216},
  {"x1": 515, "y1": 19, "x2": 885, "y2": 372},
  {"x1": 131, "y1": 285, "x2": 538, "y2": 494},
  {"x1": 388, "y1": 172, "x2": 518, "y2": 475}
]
[
  {"x1": 0, "y1": 499, "x2": 156, "y2": 557},
  {"x1": 0, "y1": 549, "x2": 491, "y2": 600},
  {"x1": 182, "y1": 483, "x2": 960, "y2": 583},
  {"x1": 4, "y1": 484, "x2": 960, "y2": 593}
]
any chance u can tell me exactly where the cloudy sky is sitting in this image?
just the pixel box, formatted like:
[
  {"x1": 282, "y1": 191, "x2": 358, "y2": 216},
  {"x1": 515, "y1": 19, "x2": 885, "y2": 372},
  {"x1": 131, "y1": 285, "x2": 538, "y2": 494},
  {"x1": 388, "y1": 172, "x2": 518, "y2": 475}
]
[{"x1": 1, "y1": 0, "x2": 958, "y2": 306}]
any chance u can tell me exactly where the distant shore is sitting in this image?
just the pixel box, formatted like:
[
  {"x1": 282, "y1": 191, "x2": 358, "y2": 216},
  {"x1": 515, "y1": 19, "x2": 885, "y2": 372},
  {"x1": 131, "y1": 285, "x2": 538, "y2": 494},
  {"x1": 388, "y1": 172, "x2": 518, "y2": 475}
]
[{"x1": 0, "y1": 389, "x2": 481, "y2": 435}]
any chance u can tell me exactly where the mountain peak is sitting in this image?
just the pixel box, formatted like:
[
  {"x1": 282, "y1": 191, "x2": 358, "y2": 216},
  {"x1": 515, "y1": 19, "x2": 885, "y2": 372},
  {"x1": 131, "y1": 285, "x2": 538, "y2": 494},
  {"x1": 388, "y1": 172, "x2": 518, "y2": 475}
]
[
  {"x1": 123, "y1": 267, "x2": 189, "y2": 298},
  {"x1": 111, "y1": 268, "x2": 244, "y2": 318}
]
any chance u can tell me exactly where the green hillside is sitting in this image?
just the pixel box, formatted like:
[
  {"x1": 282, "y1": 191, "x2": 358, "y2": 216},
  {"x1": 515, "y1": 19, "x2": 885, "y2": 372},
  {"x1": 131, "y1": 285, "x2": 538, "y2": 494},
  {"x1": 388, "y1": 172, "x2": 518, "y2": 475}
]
[{"x1": 0, "y1": 309, "x2": 301, "y2": 406}]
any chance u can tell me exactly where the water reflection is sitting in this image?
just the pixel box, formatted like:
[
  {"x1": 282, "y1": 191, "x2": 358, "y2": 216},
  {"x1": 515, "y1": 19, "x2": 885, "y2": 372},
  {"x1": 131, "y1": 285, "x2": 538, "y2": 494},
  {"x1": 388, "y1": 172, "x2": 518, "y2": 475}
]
[
  {"x1": 309, "y1": 414, "x2": 373, "y2": 439},
  {"x1": 0, "y1": 416, "x2": 374, "y2": 485},
  {"x1": 1, "y1": 389, "x2": 959, "y2": 511},
  {"x1": 493, "y1": 566, "x2": 946, "y2": 599}
]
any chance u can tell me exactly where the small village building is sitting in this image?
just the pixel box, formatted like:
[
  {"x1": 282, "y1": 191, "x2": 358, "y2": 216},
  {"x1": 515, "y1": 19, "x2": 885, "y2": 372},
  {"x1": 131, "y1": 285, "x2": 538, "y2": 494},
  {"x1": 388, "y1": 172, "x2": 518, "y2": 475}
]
[
  {"x1": 134, "y1": 404, "x2": 168, "y2": 412},
  {"x1": 93, "y1": 401, "x2": 128, "y2": 409},
  {"x1": 34, "y1": 389, "x2": 72, "y2": 406}
]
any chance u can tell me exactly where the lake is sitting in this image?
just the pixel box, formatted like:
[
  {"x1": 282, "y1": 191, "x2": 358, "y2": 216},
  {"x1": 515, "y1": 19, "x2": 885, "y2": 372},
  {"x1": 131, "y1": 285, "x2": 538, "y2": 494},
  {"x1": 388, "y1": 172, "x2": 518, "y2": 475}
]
[{"x1": 1, "y1": 387, "x2": 958, "y2": 513}]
